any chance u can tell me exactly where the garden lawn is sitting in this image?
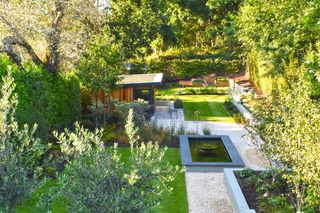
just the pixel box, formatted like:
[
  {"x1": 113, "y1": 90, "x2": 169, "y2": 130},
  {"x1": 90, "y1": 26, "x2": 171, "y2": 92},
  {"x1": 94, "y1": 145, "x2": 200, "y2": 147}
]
[
  {"x1": 157, "y1": 88, "x2": 235, "y2": 123},
  {"x1": 156, "y1": 87, "x2": 228, "y2": 99},
  {"x1": 15, "y1": 148, "x2": 188, "y2": 213},
  {"x1": 182, "y1": 95, "x2": 234, "y2": 122}
]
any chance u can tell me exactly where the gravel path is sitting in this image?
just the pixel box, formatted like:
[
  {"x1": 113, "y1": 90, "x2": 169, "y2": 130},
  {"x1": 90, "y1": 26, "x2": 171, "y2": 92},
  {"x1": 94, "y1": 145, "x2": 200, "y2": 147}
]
[
  {"x1": 182, "y1": 121, "x2": 268, "y2": 213},
  {"x1": 152, "y1": 106, "x2": 269, "y2": 213},
  {"x1": 186, "y1": 173, "x2": 234, "y2": 213}
]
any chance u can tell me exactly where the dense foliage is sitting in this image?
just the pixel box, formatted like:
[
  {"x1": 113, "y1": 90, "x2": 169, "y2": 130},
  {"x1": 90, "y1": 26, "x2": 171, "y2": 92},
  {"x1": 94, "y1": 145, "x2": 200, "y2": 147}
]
[
  {"x1": 249, "y1": 75, "x2": 320, "y2": 211},
  {"x1": 0, "y1": 71, "x2": 47, "y2": 212},
  {"x1": 131, "y1": 58, "x2": 242, "y2": 79},
  {"x1": 38, "y1": 109, "x2": 182, "y2": 212},
  {"x1": 237, "y1": 0, "x2": 320, "y2": 95},
  {"x1": 0, "y1": 55, "x2": 81, "y2": 139},
  {"x1": 114, "y1": 99, "x2": 150, "y2": 128},
  {"x1": 0, "y1": 0, "x2": 105, "y2": 73}
]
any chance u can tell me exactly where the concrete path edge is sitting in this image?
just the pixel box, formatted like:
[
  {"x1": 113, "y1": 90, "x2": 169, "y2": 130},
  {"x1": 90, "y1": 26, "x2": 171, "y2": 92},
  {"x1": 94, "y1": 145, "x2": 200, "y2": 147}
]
[{"x1": 224, "y1": 168, "x2": 256, "y2": 213}]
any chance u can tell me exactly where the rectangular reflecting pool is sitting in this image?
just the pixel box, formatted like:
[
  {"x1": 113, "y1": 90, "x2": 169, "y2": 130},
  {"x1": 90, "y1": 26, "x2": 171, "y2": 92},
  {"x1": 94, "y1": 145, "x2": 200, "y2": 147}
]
[
  {"x1": 189, "y1": 138, "x2": 231, "y2": 162},
  {"x1": 180, "y1": 135, "x2": 244, "y2": 172}
]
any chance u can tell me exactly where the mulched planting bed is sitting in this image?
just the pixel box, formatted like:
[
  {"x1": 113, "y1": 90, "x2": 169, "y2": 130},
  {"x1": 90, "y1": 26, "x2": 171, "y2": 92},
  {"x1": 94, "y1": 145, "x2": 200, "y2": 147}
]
[{"x1": 234, "y1": 170, "x2": 295, "y2": 213}]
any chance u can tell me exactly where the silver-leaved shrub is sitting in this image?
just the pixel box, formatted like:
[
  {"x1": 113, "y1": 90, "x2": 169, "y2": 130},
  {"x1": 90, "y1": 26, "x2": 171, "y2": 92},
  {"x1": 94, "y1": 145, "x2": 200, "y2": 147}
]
[
  {"x1": 0, "y1": 69, "x2": 47, "y2": 212},
  {"x1": 40, "y1": 108, "x2": 182, "y2": 212}
]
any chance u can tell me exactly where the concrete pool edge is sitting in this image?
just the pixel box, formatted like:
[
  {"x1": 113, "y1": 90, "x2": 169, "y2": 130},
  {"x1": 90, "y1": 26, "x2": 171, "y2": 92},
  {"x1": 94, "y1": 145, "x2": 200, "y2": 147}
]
[{"x1": 179, "y1": 135, "x2": 245, "y2": 172}]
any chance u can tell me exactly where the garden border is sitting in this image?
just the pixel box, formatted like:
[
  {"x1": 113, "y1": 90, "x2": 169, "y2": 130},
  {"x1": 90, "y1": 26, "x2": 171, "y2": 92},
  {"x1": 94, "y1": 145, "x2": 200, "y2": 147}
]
[{"x1": 224, "y1": 168, "x2": 266, "y2": 213}]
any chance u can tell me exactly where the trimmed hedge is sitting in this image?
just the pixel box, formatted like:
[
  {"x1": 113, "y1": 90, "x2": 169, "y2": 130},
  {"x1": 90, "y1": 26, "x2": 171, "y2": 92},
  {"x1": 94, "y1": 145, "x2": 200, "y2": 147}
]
[
  {"x1": 0, "y1": 55, "x2": 81, "y2": 140},
  {"x1": 130, "y1": 58, "x2": 243, "y2": 80}
]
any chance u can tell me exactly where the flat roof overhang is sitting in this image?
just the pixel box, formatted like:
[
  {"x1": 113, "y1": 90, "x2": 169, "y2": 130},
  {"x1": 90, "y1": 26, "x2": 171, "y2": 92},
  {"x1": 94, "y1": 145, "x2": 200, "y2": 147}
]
[{"x1": 119, "y1": 73, "x2": 163, "y2": 87}]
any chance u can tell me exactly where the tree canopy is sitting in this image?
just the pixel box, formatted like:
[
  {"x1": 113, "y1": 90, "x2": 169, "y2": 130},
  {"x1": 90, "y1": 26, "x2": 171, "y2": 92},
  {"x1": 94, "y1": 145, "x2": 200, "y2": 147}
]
[{"x1": 0, "y1": 0, "x2": 105, "y2": 74}]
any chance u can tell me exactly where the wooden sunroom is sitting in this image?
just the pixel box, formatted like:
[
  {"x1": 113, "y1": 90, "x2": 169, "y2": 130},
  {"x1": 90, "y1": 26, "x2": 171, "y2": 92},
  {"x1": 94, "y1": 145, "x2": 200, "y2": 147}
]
[{"x1": 111, "y1": 73, "x2": 164, "y2": 112}]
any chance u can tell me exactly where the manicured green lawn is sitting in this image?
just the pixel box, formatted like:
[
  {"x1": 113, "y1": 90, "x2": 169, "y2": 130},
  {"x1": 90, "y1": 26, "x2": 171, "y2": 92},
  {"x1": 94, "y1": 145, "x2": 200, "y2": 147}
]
[
  {"x1": 156, "y1": 87, "x2": 228, "y2": 99},
  {"x1": 156, "y1": 88, "x2": 235, "y2": 123},
  {"x1": 181, "y1": 95, "x2": 234, "y2": 122},
  {"x1": 16, "y1": 148, "x2": 188, "y2": 213}
]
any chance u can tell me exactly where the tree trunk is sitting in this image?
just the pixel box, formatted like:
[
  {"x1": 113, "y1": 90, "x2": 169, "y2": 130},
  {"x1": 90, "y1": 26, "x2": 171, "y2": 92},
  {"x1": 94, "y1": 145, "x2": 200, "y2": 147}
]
[
  {"x1": 2, "y1": 36, "x2": 44, "y2": 69},
  {"x1": 0, "y1": 15, "x2": 45, "y2": 69},
  {"x1": 0, "y1": 3, "x2": 65, "y2": 75},
  {"x1": 103, "y1": 93, "x2": 107, "y2": 127},
  {"x1": 108, "y1": 93, "x2": 112, "y2": 116},
  {"x1": 45, "y1": 0, "x2": 65, "y2": 75},
  {"x1": 95, "y1": 91, "x2": 99, "y2": 129}
]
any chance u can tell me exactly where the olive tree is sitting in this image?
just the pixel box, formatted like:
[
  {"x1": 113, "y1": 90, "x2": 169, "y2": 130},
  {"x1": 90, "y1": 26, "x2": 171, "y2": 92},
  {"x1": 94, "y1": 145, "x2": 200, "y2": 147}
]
[
  {"x1": 40, "y1": 109, "x2": 182, "y2": 212},
  {"x1": 0, "y1": 69, "x2": 47, "y2": 212},
  {"x1": 0, "y1": 0, "x2": 106, "y2": 73}
]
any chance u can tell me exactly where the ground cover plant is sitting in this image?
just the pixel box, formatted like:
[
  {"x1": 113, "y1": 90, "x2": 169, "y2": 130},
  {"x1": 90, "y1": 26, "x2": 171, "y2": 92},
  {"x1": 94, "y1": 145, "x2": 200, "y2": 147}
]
[{"x1": 235, "y1": 169, "x2": 295, "y2": 213}]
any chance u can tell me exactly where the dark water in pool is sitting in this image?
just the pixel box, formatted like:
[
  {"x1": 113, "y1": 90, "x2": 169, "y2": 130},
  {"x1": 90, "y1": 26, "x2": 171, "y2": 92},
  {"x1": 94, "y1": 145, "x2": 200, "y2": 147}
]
[{"x1": 189, "y1": 138, "x2": 231, "y2": 162}]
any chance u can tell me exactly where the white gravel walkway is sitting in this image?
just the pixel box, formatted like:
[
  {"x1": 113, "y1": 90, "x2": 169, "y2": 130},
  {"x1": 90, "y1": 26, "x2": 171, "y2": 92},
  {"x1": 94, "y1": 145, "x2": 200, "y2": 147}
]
[{"x1": 186, "y1": 173, "x2": 234, "y2": 213}]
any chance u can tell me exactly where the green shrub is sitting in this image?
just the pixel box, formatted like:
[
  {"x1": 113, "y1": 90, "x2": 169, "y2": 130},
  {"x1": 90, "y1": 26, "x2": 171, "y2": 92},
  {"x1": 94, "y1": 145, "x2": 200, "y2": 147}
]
[
  {"x1": 224, "y1": 99, "x2": 246, "y2": 124},
  {"x1": 0, "y1": 55, "x2": 81, "y2": 140},
  {"x1": 256, "y1": 182, "x2": 269, "y2": 194},
  {"x1": 102, "y1": 124, "x2": 117, "y2": 142},
  {"x1": 239, "y1": 168, "x2": 254, "y2": 178},
  {"x1": 114, "y1": 99, "x2": 150, "y2": 127},
  {"x1": 268, "y1": 195, "x2": 287, "y2": 206},
  {"x1": 184, "y1": 88, "x2": 197, "y2": 95},
  {"x1": 174, "y1": 99, "x2": 183, "y2": 108},
  {"x1": 0, "y1": 71, "x2": 47, "y2": 211},
  {"x1": 39, "y1": 110, "x2": 182, "y2": 212},
  {"x1": 202, "y1": 127, "x2": 211, "y2": 135},
  {"x1": 246, "y1": 174, "x2": 259, "y2": 184},
  {"x1": 130, "y1": 54, "x2": 243, "y2": 80}
]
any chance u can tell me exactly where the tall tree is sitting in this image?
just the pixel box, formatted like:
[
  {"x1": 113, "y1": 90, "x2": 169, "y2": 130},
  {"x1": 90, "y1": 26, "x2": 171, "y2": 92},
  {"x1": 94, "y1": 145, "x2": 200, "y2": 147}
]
[
  {"x1": 0, "y1": 0, "x2": 105, "y2": 74},
  {"x1": 77, "y1": 35, "x2": 123, "y2": 127},
  {"x1": 237, "y1": 0, "x2": 320, "y2": 75},
  {"x1": 106, "y1": 0, "x2": 176, "y2": 57},
  {"x1": 249, "y1": 74, "x2": 320, "y2": 211}
]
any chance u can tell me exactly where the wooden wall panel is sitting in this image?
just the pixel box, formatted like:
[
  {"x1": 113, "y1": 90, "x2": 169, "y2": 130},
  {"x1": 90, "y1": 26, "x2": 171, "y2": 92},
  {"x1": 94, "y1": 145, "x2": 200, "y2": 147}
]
[
  {"x1": 111, "y1": 87, "x2": 133, "y2": 102},
  {"x1": 96, "y1": 86, "x2": 156, "y2": 112}
]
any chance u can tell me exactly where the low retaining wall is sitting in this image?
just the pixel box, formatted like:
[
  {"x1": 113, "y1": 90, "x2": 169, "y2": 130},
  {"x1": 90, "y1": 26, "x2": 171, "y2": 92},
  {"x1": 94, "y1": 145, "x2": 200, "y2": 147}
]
[
  {"x1": 230, "y1": 96, "x2": 266, "y2": 146},
  {"x1": 225, "y1": 168, "x2": 268, "y2": 213},
  {"x1": 224, "y1": 168, "x2": 256, "y2": 213},
  {"x1": 231, "y1": 96, "x2": 253, "y2": 122}
]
